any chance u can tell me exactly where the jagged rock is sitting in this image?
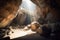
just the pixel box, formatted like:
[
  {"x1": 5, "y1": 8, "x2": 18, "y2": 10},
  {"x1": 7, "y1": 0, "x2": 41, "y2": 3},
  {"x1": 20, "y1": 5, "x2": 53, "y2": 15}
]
[{"x1": 0, "y1": 0, "x2": 22, "y2": 28}]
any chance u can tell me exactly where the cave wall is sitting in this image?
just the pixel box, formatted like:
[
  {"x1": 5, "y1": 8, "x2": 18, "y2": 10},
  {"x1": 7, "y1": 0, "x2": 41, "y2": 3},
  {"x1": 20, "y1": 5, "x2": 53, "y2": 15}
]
[
  {"x1": 31, "y1": 0, "x2": 60, "y2": 21},
  {"x1": 0, "y1": 0, "x2": 22, "y2": 28}
]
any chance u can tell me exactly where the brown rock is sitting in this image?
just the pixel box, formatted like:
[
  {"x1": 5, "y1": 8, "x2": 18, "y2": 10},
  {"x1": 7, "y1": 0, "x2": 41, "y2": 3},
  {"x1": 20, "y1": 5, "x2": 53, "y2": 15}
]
[
  {"x1": 31, "y1": 23, "x2": 40, "y2": 31},
  {"x1": 0, "y1": 0, "x2": 22, "y2": 28}
]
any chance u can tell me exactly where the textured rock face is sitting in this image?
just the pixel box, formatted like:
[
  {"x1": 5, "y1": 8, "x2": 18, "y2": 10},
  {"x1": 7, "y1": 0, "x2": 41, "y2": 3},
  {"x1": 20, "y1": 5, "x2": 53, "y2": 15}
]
[
  {"x1": 31, "y1": 0, "x2": 49, "y2": 18},
  {"x1": 0, "y1": 0, "x2": 22, "y2": 28},
  {"x1": 31, "y1": 0, "x2": 60, "y2": 38},
  {"x1": 31, "y1": 0, "x2": 60, "y2": 22}
]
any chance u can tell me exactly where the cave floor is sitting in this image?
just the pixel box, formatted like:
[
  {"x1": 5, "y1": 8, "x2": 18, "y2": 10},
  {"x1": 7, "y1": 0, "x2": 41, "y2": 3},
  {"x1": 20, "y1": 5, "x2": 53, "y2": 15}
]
[{"x1": 11, "y1": 33, "x2": 51, "y2": 40}]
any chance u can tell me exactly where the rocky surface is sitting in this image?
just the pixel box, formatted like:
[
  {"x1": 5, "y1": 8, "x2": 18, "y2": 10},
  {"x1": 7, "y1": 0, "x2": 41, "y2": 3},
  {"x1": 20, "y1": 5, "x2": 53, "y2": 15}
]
[{"x1": 0, "y1": 0, "x2": 22, "y2": 28}]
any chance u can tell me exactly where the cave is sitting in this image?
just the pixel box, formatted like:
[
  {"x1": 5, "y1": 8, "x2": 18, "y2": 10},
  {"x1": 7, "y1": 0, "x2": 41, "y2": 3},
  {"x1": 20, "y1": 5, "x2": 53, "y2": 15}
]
[{"x1": 0, "y1": 0, "x2": 60, "y2": 40}]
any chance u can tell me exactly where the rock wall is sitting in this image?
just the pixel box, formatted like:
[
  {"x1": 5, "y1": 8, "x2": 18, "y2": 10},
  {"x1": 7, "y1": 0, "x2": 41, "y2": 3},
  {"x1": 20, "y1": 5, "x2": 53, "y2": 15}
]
[{"x1": 0, "y1": 0, "x2": 22, "y2": 28}]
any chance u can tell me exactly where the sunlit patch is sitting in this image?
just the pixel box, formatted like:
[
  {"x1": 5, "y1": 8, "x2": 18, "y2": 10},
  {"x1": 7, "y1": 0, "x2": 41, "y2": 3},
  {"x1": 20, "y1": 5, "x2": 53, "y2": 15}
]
[{"x1": 4, "y1": 27, "x2": 36, "y2": 39}]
